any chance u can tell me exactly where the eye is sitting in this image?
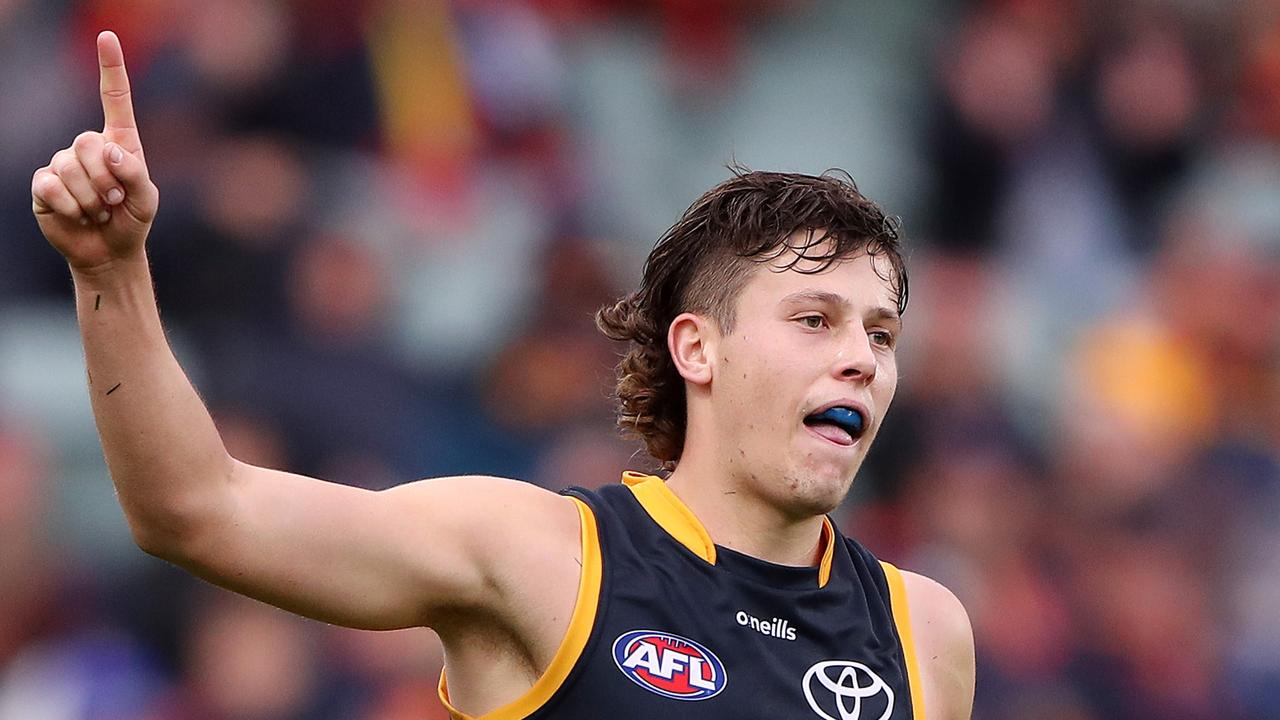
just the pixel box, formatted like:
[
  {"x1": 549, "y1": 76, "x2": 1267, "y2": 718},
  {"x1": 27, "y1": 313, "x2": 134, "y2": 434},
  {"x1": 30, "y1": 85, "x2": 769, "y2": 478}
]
[
  {"x1": 797, "y1": 315, "x2": 827, "y2": 330},
  {"x1": 868, "y1": 329, "x2": 895, "y2": 348}
]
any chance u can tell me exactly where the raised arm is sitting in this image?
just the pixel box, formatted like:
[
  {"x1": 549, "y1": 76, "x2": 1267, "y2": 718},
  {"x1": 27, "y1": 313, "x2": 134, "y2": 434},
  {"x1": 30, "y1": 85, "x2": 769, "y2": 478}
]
[{"x1": 30, "y1": 31, "x2": 580, "y2": 631}]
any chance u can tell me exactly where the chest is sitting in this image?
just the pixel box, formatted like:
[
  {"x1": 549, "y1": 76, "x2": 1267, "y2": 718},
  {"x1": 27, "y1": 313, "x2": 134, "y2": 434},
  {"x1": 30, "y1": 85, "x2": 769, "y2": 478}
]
[{"x1": 531, "y1": 537, "x2": 915, "y2": 720}]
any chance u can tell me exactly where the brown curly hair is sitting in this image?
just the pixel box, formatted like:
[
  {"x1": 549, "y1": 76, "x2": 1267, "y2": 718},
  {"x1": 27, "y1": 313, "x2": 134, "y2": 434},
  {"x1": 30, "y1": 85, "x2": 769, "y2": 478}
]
[{"x1": 596, "y1": 168, "x2": 908, "y2": 467}]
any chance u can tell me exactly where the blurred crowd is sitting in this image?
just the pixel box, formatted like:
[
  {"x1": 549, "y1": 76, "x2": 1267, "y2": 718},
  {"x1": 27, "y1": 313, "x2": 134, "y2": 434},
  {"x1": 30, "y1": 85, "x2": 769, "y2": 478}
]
[{"x1": 2, "y1": 0, "x2": 1279, "y2": 718}]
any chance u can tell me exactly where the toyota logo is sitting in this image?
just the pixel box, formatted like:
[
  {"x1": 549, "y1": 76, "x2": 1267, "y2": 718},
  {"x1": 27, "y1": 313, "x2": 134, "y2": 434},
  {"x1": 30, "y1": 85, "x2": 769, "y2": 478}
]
[{"x1": 802, "y1": 660, "x2": 894, "y2": 720}]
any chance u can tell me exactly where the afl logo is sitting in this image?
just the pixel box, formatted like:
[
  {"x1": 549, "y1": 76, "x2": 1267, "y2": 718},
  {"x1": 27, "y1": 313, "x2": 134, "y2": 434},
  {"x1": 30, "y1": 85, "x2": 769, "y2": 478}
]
[
  {"x1": 802, "y1": 660, "x2": 894, "y2": 720},
  {"x1": 612, "y1": 630, "x2": 727, "y2": 701}
]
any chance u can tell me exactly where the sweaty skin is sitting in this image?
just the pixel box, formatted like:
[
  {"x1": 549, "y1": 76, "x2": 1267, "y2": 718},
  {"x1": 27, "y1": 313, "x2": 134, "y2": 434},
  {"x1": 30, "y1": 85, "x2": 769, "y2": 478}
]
[{"x1": 32, "y1": 31, "x2": 974, "y2": 719}]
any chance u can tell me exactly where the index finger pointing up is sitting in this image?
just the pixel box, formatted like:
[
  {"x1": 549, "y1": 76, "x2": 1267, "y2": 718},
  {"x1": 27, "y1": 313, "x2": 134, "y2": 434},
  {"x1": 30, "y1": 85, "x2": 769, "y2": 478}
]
[{"x1": 97, "y1": 31, "x2": 143, "y2": 155}]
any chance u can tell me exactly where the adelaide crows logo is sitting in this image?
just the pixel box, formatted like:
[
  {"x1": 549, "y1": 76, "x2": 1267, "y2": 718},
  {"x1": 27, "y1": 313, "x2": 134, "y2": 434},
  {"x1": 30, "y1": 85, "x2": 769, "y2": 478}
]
[{"x1": 612, "y1": 630, "x2": 727, "y2": 700}]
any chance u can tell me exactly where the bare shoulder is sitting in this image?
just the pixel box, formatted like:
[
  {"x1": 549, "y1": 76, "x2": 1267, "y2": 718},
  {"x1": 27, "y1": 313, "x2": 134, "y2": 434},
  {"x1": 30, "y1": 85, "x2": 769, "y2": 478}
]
[
  {"x1": 387, "y1": 476, "x2": 589, "y2": 715},
  {"x1": 383, "y1": 474, "x2": 579, "y2": 527},
  {"x1": 899, "y1": 570, "x2": 973, "y2": 654},
  {"x1": 899, "y1": 570, "x2": 976, "y2": 720},
  {"x1": 382, "y1": 474, "x2": 583, "y2": 576}
]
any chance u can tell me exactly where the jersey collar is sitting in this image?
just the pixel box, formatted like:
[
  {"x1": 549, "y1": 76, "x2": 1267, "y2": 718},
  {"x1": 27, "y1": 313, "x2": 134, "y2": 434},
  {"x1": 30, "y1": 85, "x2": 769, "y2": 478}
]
[{"x1": 620, "y1": 471, "x2": 836, "y2": 588}]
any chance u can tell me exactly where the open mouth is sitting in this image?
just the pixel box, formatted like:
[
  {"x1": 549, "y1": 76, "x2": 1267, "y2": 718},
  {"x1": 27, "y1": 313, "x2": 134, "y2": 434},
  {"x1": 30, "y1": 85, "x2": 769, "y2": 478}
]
[{"x1": 803, "y1": 406, "x2": 867, "y2": 447}]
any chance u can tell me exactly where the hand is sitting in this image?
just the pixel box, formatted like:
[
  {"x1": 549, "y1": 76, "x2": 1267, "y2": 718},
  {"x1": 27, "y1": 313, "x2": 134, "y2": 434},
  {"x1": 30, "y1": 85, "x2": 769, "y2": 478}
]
[{"x1": 32, "y1": 31, "x2": 158, "y2": 272}]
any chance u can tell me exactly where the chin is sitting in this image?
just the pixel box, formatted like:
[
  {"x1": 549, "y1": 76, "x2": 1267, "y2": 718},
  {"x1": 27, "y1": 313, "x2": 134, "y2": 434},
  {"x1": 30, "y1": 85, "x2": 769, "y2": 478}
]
[{"x1": 779, "y1": 467, "x2": 853, "y2": 518}]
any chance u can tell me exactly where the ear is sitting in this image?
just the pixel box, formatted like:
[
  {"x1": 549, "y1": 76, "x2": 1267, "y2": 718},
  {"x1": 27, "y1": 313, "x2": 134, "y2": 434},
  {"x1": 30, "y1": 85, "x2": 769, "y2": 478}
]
[{"x1": 668, "y1": 312, "x2": 715, "y2": 386}]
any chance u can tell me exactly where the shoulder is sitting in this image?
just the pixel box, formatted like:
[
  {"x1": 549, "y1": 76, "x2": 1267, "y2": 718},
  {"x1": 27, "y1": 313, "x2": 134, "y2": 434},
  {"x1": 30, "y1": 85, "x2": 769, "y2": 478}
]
[
  {"x1": 898, "y1": 570, "x2": 975, "y2": 720},
  {"x1": 383, "y1": 474, "x2": 580, "y2": 527},
  {"x1": 898, "y1": 570, "x2": 972, "y2": 650},
  {"x1": 388, "y1": 477, "x2": 592, "y2": 711},
  {"x1": 383, "y1": 474, "x2": 583, "y2": 589}
]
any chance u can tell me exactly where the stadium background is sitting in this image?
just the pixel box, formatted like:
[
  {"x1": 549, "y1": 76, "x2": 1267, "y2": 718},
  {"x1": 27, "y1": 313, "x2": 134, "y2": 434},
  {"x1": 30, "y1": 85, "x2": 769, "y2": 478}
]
[{"x1": 2, "y1": 0, "x2": 1280, "y2": 718}]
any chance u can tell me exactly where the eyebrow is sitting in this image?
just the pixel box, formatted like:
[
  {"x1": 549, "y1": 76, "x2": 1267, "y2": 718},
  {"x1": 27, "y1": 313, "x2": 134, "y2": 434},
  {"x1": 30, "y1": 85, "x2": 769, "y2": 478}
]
[{"x1": 779, "y1": 290, "x2": 902, "y2": 325}]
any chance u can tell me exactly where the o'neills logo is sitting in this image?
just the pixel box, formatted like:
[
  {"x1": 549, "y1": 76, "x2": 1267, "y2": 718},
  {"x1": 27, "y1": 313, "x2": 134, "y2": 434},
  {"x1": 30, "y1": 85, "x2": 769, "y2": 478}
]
[{"x1": 736, "y1": 610, "x2": 797, "y2": 641}]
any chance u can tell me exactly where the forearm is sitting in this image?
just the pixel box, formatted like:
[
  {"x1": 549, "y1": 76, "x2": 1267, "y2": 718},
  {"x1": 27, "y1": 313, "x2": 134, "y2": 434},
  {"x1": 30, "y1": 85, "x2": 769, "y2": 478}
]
[{"x1": 73, "y1": 254, "x2": 235, "y2": 552}]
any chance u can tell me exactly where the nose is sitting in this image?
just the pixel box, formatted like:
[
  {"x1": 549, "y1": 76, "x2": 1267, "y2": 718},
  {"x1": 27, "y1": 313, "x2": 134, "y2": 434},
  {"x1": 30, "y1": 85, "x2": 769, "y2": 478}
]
[{"x1": 833, "y1": 328, "x2": 877, "y2": 383}]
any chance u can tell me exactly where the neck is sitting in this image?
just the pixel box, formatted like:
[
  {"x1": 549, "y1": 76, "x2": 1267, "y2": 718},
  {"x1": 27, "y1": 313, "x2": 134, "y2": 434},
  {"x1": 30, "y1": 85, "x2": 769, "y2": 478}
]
[{"x1": 664, "y1": 457, "x2": 827, "y2": 567}]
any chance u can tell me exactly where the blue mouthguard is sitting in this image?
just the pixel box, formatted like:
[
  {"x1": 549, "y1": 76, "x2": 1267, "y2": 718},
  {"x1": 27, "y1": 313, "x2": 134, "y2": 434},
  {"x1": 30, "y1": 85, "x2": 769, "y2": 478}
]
[{"x1": 809, "y1": 407, "x2": 865, "y2": 436}]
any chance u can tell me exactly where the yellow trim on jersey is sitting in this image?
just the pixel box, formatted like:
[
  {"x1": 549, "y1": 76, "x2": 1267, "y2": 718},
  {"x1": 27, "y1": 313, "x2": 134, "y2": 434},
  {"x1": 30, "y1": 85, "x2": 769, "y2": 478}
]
[
  {"x1": 438, "y1": 497, "x2": 602, "y2": 720},
  {"x1": 817, "y1": 517, "x2": 835, "y2": 588},
  {"x1": 881, "y1": 561, "x2": 926, "y2": 720},
  {"x1": 622, "y1": 472, "x2": 836, "y2": 587},
  {"x1": 622, "y1": 472, "x2": 717, "y2": 564}
]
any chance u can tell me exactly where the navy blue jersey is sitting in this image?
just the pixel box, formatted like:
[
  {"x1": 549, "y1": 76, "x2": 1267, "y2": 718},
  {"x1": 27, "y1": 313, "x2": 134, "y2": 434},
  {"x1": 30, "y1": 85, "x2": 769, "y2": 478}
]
[{"x1": 440, "y1": 472, "x2": 925, "y2": 719}]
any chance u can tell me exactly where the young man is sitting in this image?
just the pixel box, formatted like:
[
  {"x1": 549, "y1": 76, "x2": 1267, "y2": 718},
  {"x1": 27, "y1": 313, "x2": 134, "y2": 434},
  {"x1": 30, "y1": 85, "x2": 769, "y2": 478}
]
[{"x1": 32, "y1": 31, "x2": 974, "y2": 720}]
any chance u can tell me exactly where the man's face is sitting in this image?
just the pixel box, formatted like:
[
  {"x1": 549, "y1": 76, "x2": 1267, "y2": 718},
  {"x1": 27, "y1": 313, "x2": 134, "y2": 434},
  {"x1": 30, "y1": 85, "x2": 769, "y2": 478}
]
[{"x1": 705, "y1": 245, "x2": 901, "y2": 517}]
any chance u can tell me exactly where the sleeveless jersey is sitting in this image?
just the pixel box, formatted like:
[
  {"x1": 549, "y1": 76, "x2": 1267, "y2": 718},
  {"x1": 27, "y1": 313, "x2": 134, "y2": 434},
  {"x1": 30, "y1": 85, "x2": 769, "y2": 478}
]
[{"x1": 439, "y1": 472, "x2": 925, "y2": 720}]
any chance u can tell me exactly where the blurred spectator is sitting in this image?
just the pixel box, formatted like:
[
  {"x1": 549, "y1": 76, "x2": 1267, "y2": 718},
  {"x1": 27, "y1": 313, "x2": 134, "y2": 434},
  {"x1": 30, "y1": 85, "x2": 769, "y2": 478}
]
[
  {"x1": 148, "y1": 589, "x2": 324, "y2": 720},
  {"x1": 0, "y1": 420, "x2": 169, "y2": 719}
]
